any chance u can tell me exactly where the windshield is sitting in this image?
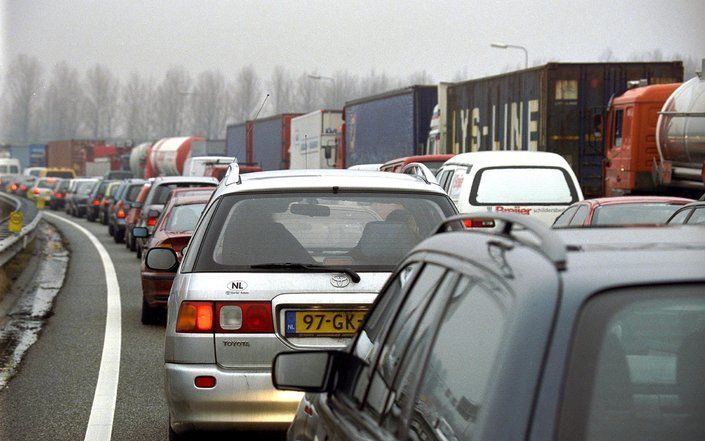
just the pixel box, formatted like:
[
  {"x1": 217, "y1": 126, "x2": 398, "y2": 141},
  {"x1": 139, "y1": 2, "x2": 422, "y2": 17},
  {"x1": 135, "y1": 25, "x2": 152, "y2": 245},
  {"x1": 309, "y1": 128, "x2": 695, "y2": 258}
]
[
  {"x1": 472, "y1": 166, "x2": 578, "y2": 205},
  {"x1": 165, "y1": 203, "x2": 206, "y2": 232},
  {"x1": 38, "y1": 179, "x2": 58, "y2": 189},
  {"x1": 125, "y1": 184, "x2": 143, "y2": 202},
  {"x1": 76, "y1": 181, "x2": 97, "y2": 194},
  {"x1": 592, "y1": 203, "x2": 685, "y2": 225},
  {"x1": 192, "y1": 192, "x2": 455, "y2": 272},
  {"x1": 150, "y1": 183, "x2": 216, "y2": 205}
]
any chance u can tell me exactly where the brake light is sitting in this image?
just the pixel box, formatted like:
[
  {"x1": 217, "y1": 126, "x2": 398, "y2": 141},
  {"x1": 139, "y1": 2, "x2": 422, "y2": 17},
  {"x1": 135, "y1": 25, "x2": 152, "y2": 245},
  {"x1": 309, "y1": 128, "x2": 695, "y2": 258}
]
[
  {"x1": 102, "y1": 199, "x2": 109, "y2": 206},
  {"x1": 54, "y1": 192, "x2": 62, "y2": 198},
  {"x1": 462, "y1": 219, "x2": 496, "y2": 228},
  {"x1": 216, "y1": 302, "x2": 273, "y2": 333},
  {"x1": 19, "y1": 185, "x2": 26, "y2": 191},
  {"x1": 92, "y1": 199, "x2": 100, "y2": 206},
  {"x1": 117, "y1": 209, "x2": 125, "y2": 219},
  {"x1": 33, "y1": 188, "x2": 40, "y2": 195},
  {"x1": 10, "y1": 184, "x2": 17, "y2": 191},
  {"x1": 176, "y1": 301, "x2": 214, "y2": 333},
  {"x1": 147, "y1": 216, "x2": 157, "y2": 227}
]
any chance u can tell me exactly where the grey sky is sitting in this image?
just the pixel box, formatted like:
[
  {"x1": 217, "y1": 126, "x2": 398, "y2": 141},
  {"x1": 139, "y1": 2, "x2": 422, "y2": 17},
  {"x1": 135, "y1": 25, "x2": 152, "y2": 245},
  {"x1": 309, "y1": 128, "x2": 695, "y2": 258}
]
[{"x1": 2, "y1": 0, "x2": 703, "y2": 81}]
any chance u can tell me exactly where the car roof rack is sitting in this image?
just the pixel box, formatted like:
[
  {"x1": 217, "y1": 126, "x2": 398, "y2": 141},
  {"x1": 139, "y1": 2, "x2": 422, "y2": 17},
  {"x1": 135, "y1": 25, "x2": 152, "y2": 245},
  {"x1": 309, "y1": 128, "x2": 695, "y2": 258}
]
[
  {"x1": 435, "y1": 213, "x2": 567, "y2": 271},
  {"x1": 400, "y1": 162, "x2": 439, "y2": 185},
  {"x1": 224, "y1": 159, "x2": 241, "y2": 186}
]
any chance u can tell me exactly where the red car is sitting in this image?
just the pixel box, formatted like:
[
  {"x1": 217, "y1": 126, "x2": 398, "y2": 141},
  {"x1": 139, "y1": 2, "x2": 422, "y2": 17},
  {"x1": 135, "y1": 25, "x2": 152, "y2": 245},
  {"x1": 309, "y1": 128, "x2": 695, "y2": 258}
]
[
  {"x1": 134, "y1": 187, "x2": 214, "y2": 324},
  {"x1": 125, "y1": 181, "x2": 153, "y2": 252},
  {"x1": 553, "y1": 196, "x2": 694, "y2": 227},
  {"x1": 379, "y1": 154, "x2": 454, "y2": 175}
]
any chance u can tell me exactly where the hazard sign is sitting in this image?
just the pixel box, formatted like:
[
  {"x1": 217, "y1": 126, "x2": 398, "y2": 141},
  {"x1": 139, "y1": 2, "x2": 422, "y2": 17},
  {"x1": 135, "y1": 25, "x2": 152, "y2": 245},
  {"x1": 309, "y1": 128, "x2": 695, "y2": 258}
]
[{"x1": 8, "y1": 211, "x2": 22, "y2": 233}]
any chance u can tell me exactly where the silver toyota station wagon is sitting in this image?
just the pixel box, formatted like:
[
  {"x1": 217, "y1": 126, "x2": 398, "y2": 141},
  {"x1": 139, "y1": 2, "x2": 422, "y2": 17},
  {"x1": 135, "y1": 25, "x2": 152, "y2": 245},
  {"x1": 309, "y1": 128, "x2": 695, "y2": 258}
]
[{"x1": 150, "y1": 165, "x2": 457, "y2": 439}]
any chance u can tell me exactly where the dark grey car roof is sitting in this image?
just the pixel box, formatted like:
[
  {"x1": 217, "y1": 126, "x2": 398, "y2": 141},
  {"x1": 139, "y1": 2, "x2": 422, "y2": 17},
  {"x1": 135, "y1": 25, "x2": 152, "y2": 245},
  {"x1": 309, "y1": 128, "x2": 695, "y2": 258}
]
[{"x1": 414, "y1": 224, "x2": 705, "y2": 299}]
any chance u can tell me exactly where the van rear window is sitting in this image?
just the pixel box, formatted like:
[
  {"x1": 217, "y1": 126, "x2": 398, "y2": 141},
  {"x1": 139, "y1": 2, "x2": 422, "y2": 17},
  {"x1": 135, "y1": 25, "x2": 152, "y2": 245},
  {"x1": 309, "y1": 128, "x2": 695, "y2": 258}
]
[{"x1": 471, "y1": 166, "x2": 578, "y2": 205}]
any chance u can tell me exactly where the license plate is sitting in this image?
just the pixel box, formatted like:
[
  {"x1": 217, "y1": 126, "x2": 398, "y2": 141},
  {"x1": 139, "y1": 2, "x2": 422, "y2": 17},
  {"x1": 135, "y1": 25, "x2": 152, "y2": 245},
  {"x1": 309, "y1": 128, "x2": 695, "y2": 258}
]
[{"x1": 285, "y1": 310, "x2": 367, "y2": 336}]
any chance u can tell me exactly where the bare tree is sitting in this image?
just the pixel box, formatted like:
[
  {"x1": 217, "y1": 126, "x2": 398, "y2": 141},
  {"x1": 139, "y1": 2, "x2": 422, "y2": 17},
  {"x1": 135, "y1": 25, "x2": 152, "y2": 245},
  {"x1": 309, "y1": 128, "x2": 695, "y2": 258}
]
[
  {"x1": 268, "y1": 65, "x2": 293, "y2": 115},
  {"x1": 83, "y1": 64, "x2": 120, "y2": 138},
  {"x1": 318, "y1": 70, "x2": 360, "y2": 109},
  {"x1": 190, "y1": 69, "x2": 228, "y2": 138},
  {"x1": 229, "y1": 65, "x2": 261, "y2": 122},
  {"x1": 152, "y1": 66, "x2": 191, "y2": 137},
  {"x1": 40, "y1": 61, "x2": 84, "y2": 140},
  {"x1": 1, "y1": 54, "x2": 43, "y2": 143},
  {"x1": 121, "y1": 72, "x2": 154, "y2": 141},
  {"x1": 293, "y1": 72, "x2": 320, "y2": 113},
  {"x1": 407, "y1": 70, "x2": 434, "y2": 85}
]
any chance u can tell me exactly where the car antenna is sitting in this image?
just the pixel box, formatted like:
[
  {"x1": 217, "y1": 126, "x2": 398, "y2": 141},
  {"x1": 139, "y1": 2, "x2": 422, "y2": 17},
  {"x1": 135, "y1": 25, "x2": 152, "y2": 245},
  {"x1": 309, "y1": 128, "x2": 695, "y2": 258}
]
[{"x1": 245, "y1": 94, "x2": 270, "y2": 164}]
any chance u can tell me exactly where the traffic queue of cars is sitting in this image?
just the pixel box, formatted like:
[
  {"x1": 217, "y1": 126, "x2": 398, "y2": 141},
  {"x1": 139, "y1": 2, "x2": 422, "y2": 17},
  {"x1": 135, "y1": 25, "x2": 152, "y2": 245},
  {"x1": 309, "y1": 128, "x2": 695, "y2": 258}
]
[{"x1": 1, "y1": 151, "x2": 704, "y2": 441}]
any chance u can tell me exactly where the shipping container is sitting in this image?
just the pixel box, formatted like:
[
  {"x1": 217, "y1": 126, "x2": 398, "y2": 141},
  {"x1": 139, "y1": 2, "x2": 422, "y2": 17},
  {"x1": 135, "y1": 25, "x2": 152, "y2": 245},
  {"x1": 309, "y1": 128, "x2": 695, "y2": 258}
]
[
  {"x1": 226, "y1": 123, "x2": 248, "y2": 161},
  {"x1": 46, "y1": 140, "x2": 105, "y2": 176},
  {"x1": 289, "y1": 110, "x2": 343, "y2": 169},
  {"x1": 191, "y1": 139, "x2": 226, "y2": 157},
  {"x1": 344, "y1": 85, "x2": 437, "y2": 166},
  {"x1": 443, "y1": 61, "x2": 683, "y2": 197},
  {"x1": 251, "y1": 114, "x2": 301, "y2": 170},
  {"x1": 8, "y1": 144, "x2": 46, "y2": 169}
]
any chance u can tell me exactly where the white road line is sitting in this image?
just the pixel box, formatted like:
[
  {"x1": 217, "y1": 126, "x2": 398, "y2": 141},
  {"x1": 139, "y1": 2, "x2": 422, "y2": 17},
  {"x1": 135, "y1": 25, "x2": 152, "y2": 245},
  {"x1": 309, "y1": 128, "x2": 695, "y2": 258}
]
[{"x1": 45, "y1": 212, "x2": 122, "y2": 441}]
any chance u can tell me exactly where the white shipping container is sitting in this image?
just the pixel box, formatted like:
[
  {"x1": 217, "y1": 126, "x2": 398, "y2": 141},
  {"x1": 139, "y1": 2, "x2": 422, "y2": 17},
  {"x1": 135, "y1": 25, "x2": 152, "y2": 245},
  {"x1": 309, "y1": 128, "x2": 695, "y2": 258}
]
[{"x1": 288, "y1": 110, "x2": 342, "y2": 169}]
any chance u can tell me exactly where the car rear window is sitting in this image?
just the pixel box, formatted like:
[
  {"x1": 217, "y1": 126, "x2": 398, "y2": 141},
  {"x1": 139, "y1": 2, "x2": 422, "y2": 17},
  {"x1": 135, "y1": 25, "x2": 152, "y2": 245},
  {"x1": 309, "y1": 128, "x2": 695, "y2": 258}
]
[
  {"x1": 46, "y1": 171, "x2": 74, "y2": 178},
  {"x1": 76, "y1": 181, "x2": 97, "y2": 194},
  {"x1": 38, "y1": 179, "x2": 58, "y2": 189},
  {"x1": 558, "y1": 285, "x2": 705, "y2": 441},
  {"x1": 592, "y1": 203, "x2": 684, "y2": 225},
  {"x1": 125, "y1": 184, "x2": 144, "y2": 202},
  {"x1": 471, "y1": 166, "x2": 578, "y2": 205},
  {"x1": 191, "y1": 191, "x2": 455, "y2": 272},
  {"x1": 151, "y1": 183, "x2": 216, "y2": 205},
  {"x1": 165, "y1": 203, "x2": 206, "y2": 232}
]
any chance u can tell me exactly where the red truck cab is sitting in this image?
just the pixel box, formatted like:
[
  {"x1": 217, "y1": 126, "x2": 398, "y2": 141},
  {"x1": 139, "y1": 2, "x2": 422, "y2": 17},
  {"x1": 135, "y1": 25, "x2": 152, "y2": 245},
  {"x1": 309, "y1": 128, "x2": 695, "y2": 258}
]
[{"x1": 604, "y1": 83, "x2": 680, "y2": 196}]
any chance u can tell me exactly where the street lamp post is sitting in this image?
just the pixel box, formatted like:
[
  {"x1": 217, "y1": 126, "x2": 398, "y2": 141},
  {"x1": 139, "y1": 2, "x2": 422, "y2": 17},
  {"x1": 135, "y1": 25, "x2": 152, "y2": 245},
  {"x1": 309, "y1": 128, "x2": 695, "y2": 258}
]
[
  {"x1": 308, "y1": 74, "x2": 338, "y2": 107},
  {"x1": 491, "y1": 42, "x2": 528, "y2": 70}
]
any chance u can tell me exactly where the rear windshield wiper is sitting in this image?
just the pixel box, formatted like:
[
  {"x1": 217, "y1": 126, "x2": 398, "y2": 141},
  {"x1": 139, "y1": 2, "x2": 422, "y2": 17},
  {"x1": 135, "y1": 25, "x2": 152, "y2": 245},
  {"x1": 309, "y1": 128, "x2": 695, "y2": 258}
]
[{"x1": 250, "y1": 263, "x2": 361, "y2": 283}]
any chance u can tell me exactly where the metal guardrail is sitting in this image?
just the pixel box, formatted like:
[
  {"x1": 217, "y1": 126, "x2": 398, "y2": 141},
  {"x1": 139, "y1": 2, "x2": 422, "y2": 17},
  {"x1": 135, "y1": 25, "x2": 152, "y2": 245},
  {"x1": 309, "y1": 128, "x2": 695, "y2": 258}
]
[{"x1": 0, "y1": 192, "x2": 42, "y2": 267}]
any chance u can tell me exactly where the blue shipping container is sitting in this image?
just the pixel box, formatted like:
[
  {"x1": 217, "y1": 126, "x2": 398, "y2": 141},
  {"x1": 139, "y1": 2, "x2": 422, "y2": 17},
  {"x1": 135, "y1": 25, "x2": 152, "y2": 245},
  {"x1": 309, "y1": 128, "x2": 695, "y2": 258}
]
[
  {"x1": 344, "y1": 86, "x2": 437, "y2": 166},
  {"x1": 9, "y1": 144, "x2": 46, "y2": 169},
  {"x1": 226, "y1": 123, "x2": 247, "y2": 160},
  {"x1": 252, "y1": 116, "x2": 283, "y2": 171}
]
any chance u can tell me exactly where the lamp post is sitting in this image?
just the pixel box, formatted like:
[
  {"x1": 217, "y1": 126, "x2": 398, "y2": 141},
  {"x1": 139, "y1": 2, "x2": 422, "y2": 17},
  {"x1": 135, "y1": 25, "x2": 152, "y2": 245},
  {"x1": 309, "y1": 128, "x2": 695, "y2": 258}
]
[{"x1": 491, "y1": 42, "x2": 528, "y2": 69}]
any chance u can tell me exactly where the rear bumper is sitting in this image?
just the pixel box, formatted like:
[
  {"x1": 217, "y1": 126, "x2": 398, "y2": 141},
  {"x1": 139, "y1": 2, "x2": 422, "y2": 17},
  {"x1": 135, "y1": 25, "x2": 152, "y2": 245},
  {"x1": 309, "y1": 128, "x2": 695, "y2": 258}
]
[
  {"x1": 165, "y1": 363, "x2": 302, "y2": 433},
  {"x1": 141, "y1": 272, "x2": 175, "y2": 307}
]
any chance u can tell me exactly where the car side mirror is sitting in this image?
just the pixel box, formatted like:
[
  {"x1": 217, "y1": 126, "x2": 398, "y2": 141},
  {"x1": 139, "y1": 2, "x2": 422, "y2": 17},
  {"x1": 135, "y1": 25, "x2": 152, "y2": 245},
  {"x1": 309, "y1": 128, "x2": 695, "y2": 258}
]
[
  {"x1": 272, "y1": 350, "x2": 340, "y2": 393},
  {"x1": 145, "y1": 247, "x2": 178, "y2": 271},
  {"x1": 132, "y1": 227, "x2": 150, "y2": 238}
]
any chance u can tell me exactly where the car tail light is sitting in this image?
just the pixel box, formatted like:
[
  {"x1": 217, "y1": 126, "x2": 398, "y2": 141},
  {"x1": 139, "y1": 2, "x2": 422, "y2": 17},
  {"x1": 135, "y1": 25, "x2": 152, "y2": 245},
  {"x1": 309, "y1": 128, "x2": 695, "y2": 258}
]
[
  {"x1": 147, "y1": 216, "x2": 157, "y2": 227},
  {"x1": 19, "y1": 185, "x2": 27, "y2": 191},
  {"x1": 216, "y1": 302, "x2": 273, "y2": 333},
  {"x1": 176, "y1": 301, "x2": 214, "y2": 333},
  {"x1": 102, "y1": 199, "x2": 109, "y2": 206},
  {"x1": 194, "y1": 376, "x2": 216, "y2": 388},
  {"x1": 462, "y1": 219, "x2": 496, "y2": 228},
  {"x1": 92, "y1": 199, "x2": 100, "y2": 206},
  {"x1": 54, "y1": 192, "x2": 63, "y2": 198},
  {"x1": 10, "y1": 184, "x2": 17, "y2": 191},
  {"x1": 117, "y1": 208, "x2": 126, "y2": 219},
  {"x1": 33, "y1": 188, "x2": 40, "y2": 195}
]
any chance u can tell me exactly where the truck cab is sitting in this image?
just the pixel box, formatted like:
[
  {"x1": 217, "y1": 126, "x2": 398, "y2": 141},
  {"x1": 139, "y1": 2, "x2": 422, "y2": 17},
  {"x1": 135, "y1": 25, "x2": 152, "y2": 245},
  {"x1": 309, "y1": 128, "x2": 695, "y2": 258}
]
[{"x1": 604, "y1": 83, "x2": 680, "y2": 196}]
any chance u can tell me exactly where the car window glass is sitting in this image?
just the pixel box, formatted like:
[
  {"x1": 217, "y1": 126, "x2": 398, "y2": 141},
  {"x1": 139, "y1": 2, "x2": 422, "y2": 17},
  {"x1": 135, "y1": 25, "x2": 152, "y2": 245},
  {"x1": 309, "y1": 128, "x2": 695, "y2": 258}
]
[
  {"x1": 126, "y1": 184, "x2": 144, "y2": 202},
  {"x1": 592, "y1": 203, "x2": 685, "y2": 225},
  {"x1": 447, "y1": 168, "x2": 467, "y2": 200},
  {"x1": 668, "y1": 209, "x2": 692, "y2": 224},
  {"x1": 437, "y1": 170, "x2": 452, "y2": 191},
  {"x1": 409, "y1": 277, "x2": 510, "y2": 441},
  {"x1": 165, "y1": 203, "x2": 206, "y2": 232},
  {"x1": 569, "y1": 205, "x2": 589, "y2": 226},
  {"x1": 553, "y1": 206, "x2": 578, "y2": 227},
  {"x1": 472, "y1": 167, "x2": 576, "y2": 205},
  {"x1": 686, "y1": 208, "x2": 705, "y2": 224},
  {"x1": 557, "y1": 286, "x2": 705, "y2": 441},
  {"x1": 364, "y1": 264, "x2": 446, "y2": 416},
  {"x1": 337, "y1": 262, "x2": 422, "y2": 406},
  {"x1": 180, "y1": 199, "x2": 219, "y2": 272},
  {"x1": 381, "y1": 274, "x2": 467, "y2": 434}
]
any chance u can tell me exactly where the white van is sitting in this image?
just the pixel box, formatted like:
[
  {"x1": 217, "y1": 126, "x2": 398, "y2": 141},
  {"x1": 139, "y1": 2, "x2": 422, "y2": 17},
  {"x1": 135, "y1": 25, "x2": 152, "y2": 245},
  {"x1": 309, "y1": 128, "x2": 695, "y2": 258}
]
[
  {"x1": 0, "y1": 158, "x2": 21, "y2": 175},
  {"x1": 182, "y1": 156, "x2": 234, "y2": 177},
  {"x1": 23, "y1": 166, "x2": 45, "y2": 177},
  {"x1": 436, "y1": 151, "x2": 583, "y2": 224}
]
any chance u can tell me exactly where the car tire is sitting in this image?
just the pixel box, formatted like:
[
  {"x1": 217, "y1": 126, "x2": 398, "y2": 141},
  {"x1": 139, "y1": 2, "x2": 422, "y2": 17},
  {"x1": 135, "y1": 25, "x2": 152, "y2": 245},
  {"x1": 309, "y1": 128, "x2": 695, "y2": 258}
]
[
  {"x1": 141, "y1": 299, "x2": 158, "y2": 325},
  {"x1": 114, "y1": 229, "x2": 124, "y2": 244},
  {"x1": 108, "y1": 223, "x2": 114, "y2": 236},
  {"x1": 129, "y1": 234, "x2": 136, "y2": 251},
  {"x1": 136, "y1": 244, "x2": 142, "y2": 259}
]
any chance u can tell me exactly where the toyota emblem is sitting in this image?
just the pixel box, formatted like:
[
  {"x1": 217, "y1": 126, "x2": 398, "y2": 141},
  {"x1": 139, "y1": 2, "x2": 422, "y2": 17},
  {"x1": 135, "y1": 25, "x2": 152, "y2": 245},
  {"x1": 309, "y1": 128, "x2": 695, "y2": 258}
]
[{"x1": 330, "y1": 274, "x2": 350, "y2": 288}]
